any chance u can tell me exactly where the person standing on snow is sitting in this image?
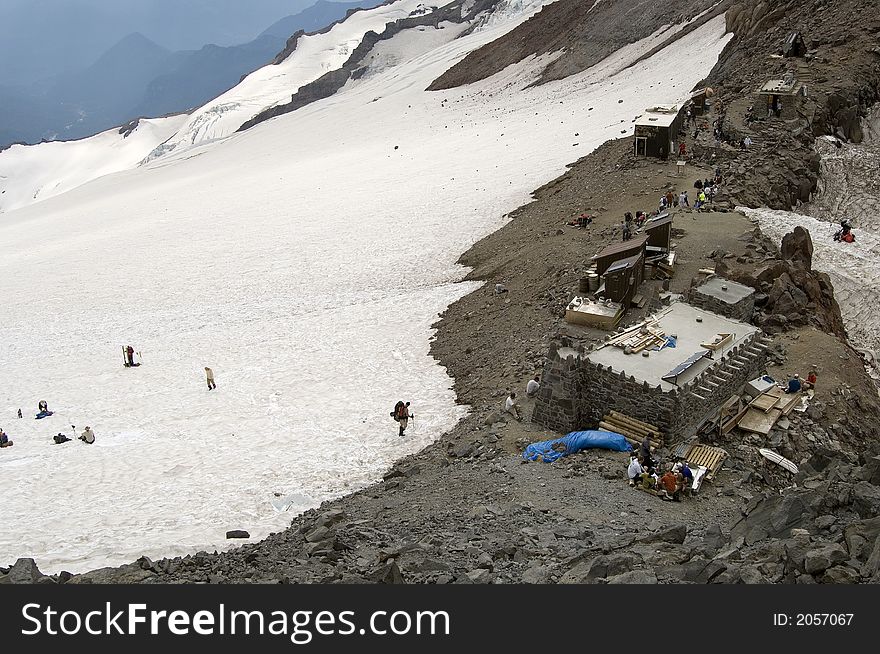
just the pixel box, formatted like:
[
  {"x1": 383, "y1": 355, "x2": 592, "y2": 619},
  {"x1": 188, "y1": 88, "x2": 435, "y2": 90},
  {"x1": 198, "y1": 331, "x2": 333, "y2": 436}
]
[
  {"x1": 205, "y1": 367, "x2": 216, "y2": 390},
  {"x1": 395, "y1": 401, "x2": 411, "y2": 437}
]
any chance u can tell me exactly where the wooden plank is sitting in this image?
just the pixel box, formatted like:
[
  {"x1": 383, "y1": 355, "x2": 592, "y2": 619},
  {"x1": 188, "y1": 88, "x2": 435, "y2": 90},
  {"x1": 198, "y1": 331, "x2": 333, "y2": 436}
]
[
  {"x1": 737, "y1": 407, "x2": 782, "y2": 436},
  {"x1": 722, "y1": 406, "x2": 749, "y2": 435},
  {"x1": 775, "y1": 392, "x2": 802, "y2": 415},
  {"x1": 750, "y1": 394, "x2": 779, "y2": 412}
]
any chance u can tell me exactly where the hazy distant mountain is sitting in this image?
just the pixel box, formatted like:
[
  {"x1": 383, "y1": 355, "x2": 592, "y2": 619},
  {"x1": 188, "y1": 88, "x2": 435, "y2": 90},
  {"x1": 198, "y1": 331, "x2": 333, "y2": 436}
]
[
  {"x1": 260, "y1": 0, "x2": 384, "y2": 40},
  {"x1": 131, "y1": 34, "x2": 286, "y2": 118},
  {"x1": 0, "y1": 1, "x2": 385, "y2": 146},
  {"x1": 0, "y1": 0, "x2": 316, "y2": 86},
  {"x1": 48, "y1": 33, "x2": 173, "y2": 137}
]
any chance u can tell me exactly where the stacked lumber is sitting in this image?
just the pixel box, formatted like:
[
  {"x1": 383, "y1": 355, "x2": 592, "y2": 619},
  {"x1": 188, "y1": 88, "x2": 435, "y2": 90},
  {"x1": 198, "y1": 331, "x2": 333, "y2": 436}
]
[
  {"x1": 606, "y1": 323, "x2": 667, "y2": 354},
  {"x1": 600, "y1": 410, "x2": 663, "y2": 450}
]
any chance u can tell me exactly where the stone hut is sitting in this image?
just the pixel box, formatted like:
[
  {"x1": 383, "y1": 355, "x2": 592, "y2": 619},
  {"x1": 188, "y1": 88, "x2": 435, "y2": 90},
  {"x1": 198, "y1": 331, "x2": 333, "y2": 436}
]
[{"x1": 532, "y1": 302, "x2": 770, "y2": 443}]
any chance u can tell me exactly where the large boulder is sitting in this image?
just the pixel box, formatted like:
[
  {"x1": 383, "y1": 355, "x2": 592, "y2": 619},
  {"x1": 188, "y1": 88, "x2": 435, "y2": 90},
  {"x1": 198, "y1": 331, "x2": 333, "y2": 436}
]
[
  {"x1": 780, "y1": 226, "x2": 813, "y2": 269},
  {"x1": 559, "y1": 552, "x2": 642, "y2": 583},
  {"x1": 804, "y1": 544, "x2": 848, "y2": 575},
  {"x1": 68, "y1": 563, "x2": 155, "y2": 584},
  {"x1": 852, "y1": 482, "x2": 880, "y2": 519},
  {"x1": 731, "y1": 490, "x2": 820, "y2": 544},
  {"x1": 0, "y1": 558, "x2": 45, "y2": 584},
  {"x1": 640, "y1": 524, "x2": 687, "y2": 545},
  {"x1": 844, "y1": 517, "x2": 880, "y2": 561}
]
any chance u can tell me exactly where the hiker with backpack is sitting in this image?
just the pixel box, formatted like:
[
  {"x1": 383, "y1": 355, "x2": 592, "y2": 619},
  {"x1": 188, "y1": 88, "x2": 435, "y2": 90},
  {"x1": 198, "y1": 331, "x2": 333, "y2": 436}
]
[{"x1": 391, "y1": 401, "x2": 411, "y2": 437}]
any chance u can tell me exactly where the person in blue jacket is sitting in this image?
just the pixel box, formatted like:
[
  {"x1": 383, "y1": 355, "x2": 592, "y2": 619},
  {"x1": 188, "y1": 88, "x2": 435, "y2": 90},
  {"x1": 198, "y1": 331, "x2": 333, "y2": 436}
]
[{"x1": 785, "y1": 373, "x2": 802, "y2": 394}]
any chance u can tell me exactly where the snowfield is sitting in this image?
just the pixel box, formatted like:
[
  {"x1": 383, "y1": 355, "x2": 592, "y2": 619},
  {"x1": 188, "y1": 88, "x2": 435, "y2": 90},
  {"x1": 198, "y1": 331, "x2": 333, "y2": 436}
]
[
  {"x1": 0, "y1": 115, "x2": 188, "y2": 214},
  {"x1": 0, "y1": 0, "x2": 732, "y2": 574}
]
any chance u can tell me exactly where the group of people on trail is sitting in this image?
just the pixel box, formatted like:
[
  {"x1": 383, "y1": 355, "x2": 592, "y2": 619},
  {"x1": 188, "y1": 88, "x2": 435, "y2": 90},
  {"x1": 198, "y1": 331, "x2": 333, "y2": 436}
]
[
  {"x1": 626, "y1": 435, "x2": 693, "y2": 501},
  {"x1": 566, "y1": 213, "x2": 595, "y2": 229}
]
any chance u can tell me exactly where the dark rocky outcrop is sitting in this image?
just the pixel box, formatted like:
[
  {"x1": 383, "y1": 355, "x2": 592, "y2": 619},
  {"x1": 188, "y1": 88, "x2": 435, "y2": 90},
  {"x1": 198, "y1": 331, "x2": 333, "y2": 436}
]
[
  {"x1": 717, "y1": 227, "x2": 846, "y2": 338},
  {"x1": 429, "y1": 0, "x2": 727, "y2": 90}
]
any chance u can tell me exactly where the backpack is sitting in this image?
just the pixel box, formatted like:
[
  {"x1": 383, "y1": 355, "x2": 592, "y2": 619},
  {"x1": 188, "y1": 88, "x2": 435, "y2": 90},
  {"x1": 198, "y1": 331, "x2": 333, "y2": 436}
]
[{"x1": 391, "y1": 401, "x2": 404, "y2": 421}]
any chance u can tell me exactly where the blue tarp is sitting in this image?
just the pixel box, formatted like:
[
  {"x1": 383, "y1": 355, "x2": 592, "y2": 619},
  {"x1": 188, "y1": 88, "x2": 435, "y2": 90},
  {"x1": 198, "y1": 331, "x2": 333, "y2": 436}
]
[{"x1": 523, "y1": 430, "x2": 632, "y2": 463}]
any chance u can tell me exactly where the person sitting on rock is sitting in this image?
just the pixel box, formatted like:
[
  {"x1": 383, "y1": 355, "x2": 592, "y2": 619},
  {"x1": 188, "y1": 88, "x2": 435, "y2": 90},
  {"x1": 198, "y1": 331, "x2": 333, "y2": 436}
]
[
  {"x1": 526, "y1": 375, "x2": 540, "y2": 398},
  {"x1": 803, "y1": 368, "x2": 817, "y2": 390},
  {"x1": 784, "y1": 373, "x2": 802, "y2": 394},
  {"x1": 505, "y1": 392, "x2": 521, "y2": 420},
  {"x1": 627, "y1": 452, "x2": 644, "y2": 487}
]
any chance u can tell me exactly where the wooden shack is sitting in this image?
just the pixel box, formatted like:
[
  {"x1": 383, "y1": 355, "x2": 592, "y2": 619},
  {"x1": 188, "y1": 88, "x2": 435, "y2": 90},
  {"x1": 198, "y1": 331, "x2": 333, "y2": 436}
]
[
  {"x1": 758, "y1": 77, "x2": 806, "y2": 119},
  {"x1": 634, "y1": 105, "x2": 685, "y2": 159},
  {"x1": 689, "y1": 88, "x2": 709, "y2": 115},
  {"x1": 591, "y1": 235, "x2": 648, "y2": 276},
  {"x1": 644, "y1": 213, "x2": 673, "y2": 256},
  {"x1": 603, "y1": 251, "x2": 645, "y2": 305},
  {"x1": 782, "y1": 32, "x2": 806, "y2": 58}
]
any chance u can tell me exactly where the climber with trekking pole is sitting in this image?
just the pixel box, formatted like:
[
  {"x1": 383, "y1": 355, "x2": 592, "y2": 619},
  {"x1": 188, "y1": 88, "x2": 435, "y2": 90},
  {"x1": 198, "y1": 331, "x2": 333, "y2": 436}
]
[{"x1": 391, "y1": 400, "x2": 414, "y2": 437}]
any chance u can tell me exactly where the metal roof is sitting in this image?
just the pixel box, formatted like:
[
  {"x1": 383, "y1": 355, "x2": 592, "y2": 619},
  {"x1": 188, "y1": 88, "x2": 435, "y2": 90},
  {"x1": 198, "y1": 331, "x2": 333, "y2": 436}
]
[
  {"x1": 635, "y1": 105, "x2": 681, "y2": 128},
  {"x1": 605, "y1": 252, "x2": 643, "y2": 274},
  {"x1": 645, "y1": 214, "x2": 673, "y2": 230},
  {"x1": 592, "y1": 235, "x2": 648, "y2": 261},
  {"x1": 758, "y1": 79, "x2": 803, "y2": 95}
]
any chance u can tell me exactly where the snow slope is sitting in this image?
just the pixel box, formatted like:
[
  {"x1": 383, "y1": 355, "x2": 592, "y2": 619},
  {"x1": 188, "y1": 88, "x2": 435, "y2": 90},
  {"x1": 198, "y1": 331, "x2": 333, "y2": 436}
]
[
  {"x1": 0, "y1": 7, "x2": 732, "y2": 573},
  {"x1": 145, "y1": 0, "x2": 438, "y2": 161},
  {"x1": 0, "y1": 116, "x2": 188, "y2": 214}
]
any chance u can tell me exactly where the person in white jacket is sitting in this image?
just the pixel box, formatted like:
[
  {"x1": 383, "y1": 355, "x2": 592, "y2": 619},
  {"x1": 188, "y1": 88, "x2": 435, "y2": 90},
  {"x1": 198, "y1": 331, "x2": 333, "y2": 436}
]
[
  {"x1": 505, "y1": 392, "x2": 521, "y2": 420},
  {"x1": 627, "y1": 452, "x2": 644, "y2": 486},
  {"x1": 526, "y1": 375, "x2": 541, "y2": 398}
]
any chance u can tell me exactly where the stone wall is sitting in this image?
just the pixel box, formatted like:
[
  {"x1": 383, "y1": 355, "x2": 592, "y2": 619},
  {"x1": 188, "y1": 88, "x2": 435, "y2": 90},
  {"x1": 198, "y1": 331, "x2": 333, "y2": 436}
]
[
  {"x1": 686, "y1": 285, "x2": 756, "y2": 322},
  {"x1": 533, "y1": 331, "x2": 770, "y2": 443}
]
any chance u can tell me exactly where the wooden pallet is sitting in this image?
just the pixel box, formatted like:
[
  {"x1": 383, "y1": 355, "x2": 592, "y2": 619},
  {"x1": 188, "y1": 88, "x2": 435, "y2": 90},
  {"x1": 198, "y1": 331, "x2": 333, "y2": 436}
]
[{"x1": 682, "y1": 443, "x2": 728, "y2": 479}]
